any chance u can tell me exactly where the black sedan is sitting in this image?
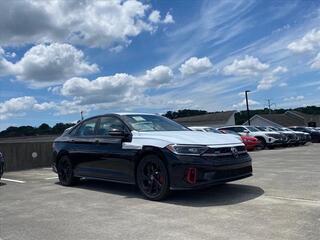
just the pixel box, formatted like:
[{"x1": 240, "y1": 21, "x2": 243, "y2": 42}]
[
  {"x1": 0, "y1": 152, "x2": 4, "y2": 180},
  {"x1": 52, "y1": 113, "x2": 252, "y2": 200}
]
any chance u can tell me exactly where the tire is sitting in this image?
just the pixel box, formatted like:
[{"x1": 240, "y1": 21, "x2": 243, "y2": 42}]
[
  {"x1": 57, "y1": 155, "x2": 79, "y2": 186},
  {"x1": 256, "y1": 138, "x2": 267, "y2": 150},
  {"x1": 268, "y1": 145, "x2": 274, "y2": 150},
  {"x1": 136, "y1": 155, "x2": 170, "y2": 201}
]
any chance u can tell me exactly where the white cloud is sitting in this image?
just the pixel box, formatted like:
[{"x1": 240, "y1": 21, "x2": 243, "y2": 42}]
[
  {"x1": 149, "y1": 10, "x2": 161, "y2": 23},
  {"x1": 0, "y1": 96, "x2": 92, "y2": 119},
  {"x1": 0, "y1": 96, "x2": 37, "y2": 120},
  {"x1": 223, "y1": 55, "x2": 269, "y2": 76},
  {"x1": 272, "y1": 66, "x2": 288, "y2": 74},
  {"x1": 139, "y1": 65, "x2": 173, "y2": 87},
  {"x1": 257, "y1": 66, "x2": 288, "y2": 90},
  {"x1": 283, "y1": 96, "x2": 304, "y2": 101},
  {"x1": 179, "y1": 57, "x2": 213, "y2": 76},
  {"x1": 1, "y1": 43, "x2": 98, "y2": 87},
  {"x1": 257, "y1": 76, "x2": 277, "y2": 90},
  {"x1": 163, "y1": 13, "x2": 175, "y2": 24},
  {"x1": 0, "y1": 0, "x2": 172, "y2": 49},
  {"x1": 60, "y1": 64, "x2": 173, "y2": 105},
  {"x1": 61, "y1": 74, "x2": 135, "y2": 105},
  {"x1": 310, "y1": 53, "x2": 320, "y2": 69},
  {"x1": 279, "y1": 82, "x2": 288, "y2": 87},
  {"x1": 287, "y1": 29, "x2": 320, "y2": 53},
  {"x1": 0, "y1": 46, "x2": 15, "y2": 76},
  {"x1": 33, "y1": 101, "x2": 56, "y2": 111},
  {"x1": 232, "y1": 99, "x2": 259, "y2": 109}
]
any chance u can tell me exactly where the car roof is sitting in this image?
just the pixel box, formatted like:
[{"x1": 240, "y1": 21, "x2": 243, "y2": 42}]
[{"x1": 115, "y1": 112, "x2": 158, "y2": 116}]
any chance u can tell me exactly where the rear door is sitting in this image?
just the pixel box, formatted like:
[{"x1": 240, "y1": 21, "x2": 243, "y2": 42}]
[{"x1": 68, "y1": 118, "x2": 101, "y2": 177}]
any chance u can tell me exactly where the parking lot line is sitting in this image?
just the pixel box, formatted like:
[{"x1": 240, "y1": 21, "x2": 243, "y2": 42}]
[
  {"x1": 266, "y1": 195, "x2": 320, "y2": 204},
  {"x1": 45, "y1": 176, "x2": 58, "y2": 180},
  {"x1": 1, "y1": 178, "x2": 26, "y2": 183}
]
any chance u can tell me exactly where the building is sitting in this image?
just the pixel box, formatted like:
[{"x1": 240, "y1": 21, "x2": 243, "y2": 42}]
[
  {"x1": 245, "y1": 110, "x2": 320, "y2": 127},
  {"x1": 174, "y1": 111, "x2": 236, "y2": 128}
]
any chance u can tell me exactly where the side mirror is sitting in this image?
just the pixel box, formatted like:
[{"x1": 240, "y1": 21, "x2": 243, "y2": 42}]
[
  {"x1": 108, "y1": 128, "x2": 132, "y2": 142},
  {"x1": 243, "y1": 130, "x2": 249, "y2": 134}
]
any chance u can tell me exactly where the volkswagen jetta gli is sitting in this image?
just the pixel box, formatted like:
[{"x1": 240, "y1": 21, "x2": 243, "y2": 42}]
[{"x1": 52, "y1": 113, "x2": 252, "y2": 200}]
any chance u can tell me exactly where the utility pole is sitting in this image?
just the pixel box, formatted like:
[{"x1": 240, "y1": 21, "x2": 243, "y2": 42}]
[
  {"x1": 266, "y1": 99, "x2": 275, "y2": 114},
  {"x1": 245, "y1": 90, "x2": 251, "y2": 125}
]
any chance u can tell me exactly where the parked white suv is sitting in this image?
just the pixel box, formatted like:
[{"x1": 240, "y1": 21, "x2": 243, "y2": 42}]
[
  {"x1": 218, "y1": 125, "x2": 284, "y2": 149},
  {"x1": 189, "y1": 126, "x2": 242, "y2": 142}
]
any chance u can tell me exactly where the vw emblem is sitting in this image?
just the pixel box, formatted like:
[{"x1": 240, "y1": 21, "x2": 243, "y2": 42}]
[{"x1": 231, "y1": 147, "x2": 239, "y2": 158}]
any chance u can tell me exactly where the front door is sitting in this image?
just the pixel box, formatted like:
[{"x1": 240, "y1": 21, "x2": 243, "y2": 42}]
[{"x1": 93, "y1": 116, "x2": 137, "y2": 183}]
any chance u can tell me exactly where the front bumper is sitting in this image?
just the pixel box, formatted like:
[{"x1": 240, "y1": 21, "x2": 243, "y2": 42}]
[
  {"x1": 164, "y1": 149, "x2": 253, "y2": 190},
  {"x1": 267, "y1": 139, "x2": 285, "y2": 146}
]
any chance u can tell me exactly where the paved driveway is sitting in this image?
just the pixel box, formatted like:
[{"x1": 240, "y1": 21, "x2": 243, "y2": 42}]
[{"x1": 0, "y1": 144, "x2": 319, "y2": 240}]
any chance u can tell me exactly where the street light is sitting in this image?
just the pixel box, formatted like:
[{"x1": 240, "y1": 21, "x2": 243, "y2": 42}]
[{"x1": 245, "y1": 90, "x2": 251, "y2": 125}]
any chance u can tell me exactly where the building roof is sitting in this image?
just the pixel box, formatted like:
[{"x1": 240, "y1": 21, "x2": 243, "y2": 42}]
[
  {"x1": 174, "y1": 111, "x2": 236, "y2": 126},
  {"x1": 254, "y1": 114, "x2": 305, "y2": 127},
  {"x1": 286, "y1": 110, "x2": 320, "y2": 124}
]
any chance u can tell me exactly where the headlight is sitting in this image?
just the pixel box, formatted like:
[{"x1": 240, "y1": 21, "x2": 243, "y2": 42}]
[{"x1": 166, "y1": 144, "x2": 208, "y2": 155}]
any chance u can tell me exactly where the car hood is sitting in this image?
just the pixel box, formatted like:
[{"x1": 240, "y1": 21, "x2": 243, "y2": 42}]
[
  {"x1": 128, "y1": 131, "x2": 243, "y2": 148},
  {"x1": 291, "y1": 131, "x2": 308, "y2": 135},
  {"x1": 280, "y1": 131, "x2": 296, "y2": 134},
  {"x1": 249, "y1": 131, "x2": 279, "y2": 135}
]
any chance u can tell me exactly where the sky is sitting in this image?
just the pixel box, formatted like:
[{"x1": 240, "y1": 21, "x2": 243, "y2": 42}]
[{"x1": 0, "y1": 0, "x2": 320, "y2": 130}]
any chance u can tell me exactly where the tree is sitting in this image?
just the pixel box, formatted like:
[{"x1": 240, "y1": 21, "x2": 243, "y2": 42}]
[
  {"x1": 37, "y1": 123, "x2": 51, "y2": 135},
  {"x1": 164, "y1": 109, "x2": 207, "y2": 119}
]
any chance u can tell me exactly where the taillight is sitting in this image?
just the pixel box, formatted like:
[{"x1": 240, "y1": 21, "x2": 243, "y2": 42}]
[{"x1": 186, "y1": 167, "x2": 197, "y2": 184}]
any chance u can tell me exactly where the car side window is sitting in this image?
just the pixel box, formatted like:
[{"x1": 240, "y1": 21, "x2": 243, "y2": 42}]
[
  {"x1": 96, "y1": 116, "x2": 126, "y2": 136},
  {"x1": 232, "y1": 127, "x2": 244, "y2": 133},
  {"x1": 76, "y1": 119, "x2": 97, "y2": 137}
]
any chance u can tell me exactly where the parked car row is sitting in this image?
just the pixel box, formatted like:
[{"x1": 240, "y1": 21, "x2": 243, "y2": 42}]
[{"x1": 189, "y1": 125, "x2": 320, "y2": 151}]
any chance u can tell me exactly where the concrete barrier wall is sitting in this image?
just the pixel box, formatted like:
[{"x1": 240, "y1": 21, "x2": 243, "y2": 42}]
[{"x1": 0, "y1": 141, "x2": 53, "y2": 172}]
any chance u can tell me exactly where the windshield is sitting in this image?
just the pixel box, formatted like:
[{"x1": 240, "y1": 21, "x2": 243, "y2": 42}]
[
  {"x1": 123, "y1": 114, "x2": 189, "y2": 132},
  {"x1": 204, "y1": 128, "x2": 221, "y2": 133},
  {"x1": 272, "y1": 127, "x2": 283, "y2": 131},
  {"x1": 246, "y1": 126, "x2": 259, "y2": 132},
  {"x1": 221, "y1": 129, "x2": 240, "y2": 136},
  {"x1": 256, "y1": 126, "x2": 267, "y2": 131}
]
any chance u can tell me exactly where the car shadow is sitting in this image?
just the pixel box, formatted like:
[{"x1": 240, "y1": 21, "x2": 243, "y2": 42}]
[
  {"x1": 59, "y1": 180, "x2": 264, "y2": 207},
  {"x1": 0, "y1": 182, "x2": 7, "y2": 186},
  {"x1": 166, "y1": 184, "x2": 264, "y2": 207}
]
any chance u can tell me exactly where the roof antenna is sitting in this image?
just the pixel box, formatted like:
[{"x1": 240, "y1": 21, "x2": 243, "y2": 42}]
[{"x1": 80, "y1": 111, "x2": 84, "y2": 121}]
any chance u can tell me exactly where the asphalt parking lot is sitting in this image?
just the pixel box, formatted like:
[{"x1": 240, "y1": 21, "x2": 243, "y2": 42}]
[{"x1": 0, "y1": 144, "x2": 319, "y2": 240}]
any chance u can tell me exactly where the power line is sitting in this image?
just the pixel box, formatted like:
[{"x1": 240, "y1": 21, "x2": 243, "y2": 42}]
[{"x1": 266, "y1": 99, "x2": 276, "y2": 114}]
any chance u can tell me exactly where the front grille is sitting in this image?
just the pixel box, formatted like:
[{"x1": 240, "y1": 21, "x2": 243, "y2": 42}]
[
  {"x1": 285, "y1": 133, "x2": 296, "y2": 140},
  {"x1": 207, "y1": 166, "x2": 253, "y2": 180},
  {"x1": 203, "y1": 146, "x2": 246, "y2": 156},
  {"x1": 268, "y1": 134, "x2": 282, "y2": 139}
]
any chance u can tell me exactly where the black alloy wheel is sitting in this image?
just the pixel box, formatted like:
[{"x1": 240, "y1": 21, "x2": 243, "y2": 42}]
[
  {"x1": 58, "y1": 156, "x2": 79, "y2": 186},
  {"x1": 137, "y1": 155, "x2": 170, "y2": 201}
]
